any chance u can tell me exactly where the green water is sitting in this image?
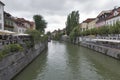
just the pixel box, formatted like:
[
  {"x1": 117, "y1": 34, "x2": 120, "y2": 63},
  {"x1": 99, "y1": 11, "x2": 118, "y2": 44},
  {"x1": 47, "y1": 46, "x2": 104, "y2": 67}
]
[{"x1": 13, "y1": 41, "x2": 120, "y2": 80}]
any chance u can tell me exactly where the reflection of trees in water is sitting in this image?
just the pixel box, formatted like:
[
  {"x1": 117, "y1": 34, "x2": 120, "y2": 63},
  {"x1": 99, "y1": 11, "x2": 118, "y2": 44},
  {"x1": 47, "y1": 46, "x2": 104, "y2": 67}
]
[
  {"x1": 13, "y1": 50, "x2": 48, "y2": 80},
  {"x1": 65, "y1": 43, "x2": 81, "y2": 79},
  {"x1": 82, "y1": 48, "x2": 120, "y2": 80}
]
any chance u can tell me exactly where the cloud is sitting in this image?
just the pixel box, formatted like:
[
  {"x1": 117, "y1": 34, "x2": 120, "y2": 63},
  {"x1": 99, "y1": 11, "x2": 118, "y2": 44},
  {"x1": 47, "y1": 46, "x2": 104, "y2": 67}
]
[{"x1": 1, "y1": 0, "x2": 120, "y2": 32}]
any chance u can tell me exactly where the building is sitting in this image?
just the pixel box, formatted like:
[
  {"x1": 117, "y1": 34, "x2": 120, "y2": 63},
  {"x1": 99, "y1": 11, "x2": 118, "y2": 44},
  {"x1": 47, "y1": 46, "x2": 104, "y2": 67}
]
[
  {"x1": 106, "y1": 7, "x2": 120, "y2": 26},
  {"x1": 4, "y1": 12, "x2": 14, "y2": 31},
  {"x1": 15, "y1": 18, "x2": 36, "y2": 31},
  {"x1": 0, "y1": 1, "x2": 5, "y2": 30},
  {"x1": 16, "y1": 18, "x2": 31, "y2": 29},
  {"x1": 96, "y1": 10, "x2": 112, "y2": 27},
  {"x1": 88, "y1": 18, "x2": 97, "y2": 29},
  {"x1": 96, "y1": 7, "x2": 120, "y2": 27},
  {"x1": 30, "y1": 22, "x2": 36, "y2": 30},
  {"x1": 51, "y1": 30, "x2": 57, "y2": 37},
  {"x1": 81, "y1": 18, "x2": 96, "y2": 31},
  {"x1": 13, "y1": 18, "x2": 27, "y2": 33},
  {"x1": 12, "y1": 18, "x2": 35, "y2": 33}
]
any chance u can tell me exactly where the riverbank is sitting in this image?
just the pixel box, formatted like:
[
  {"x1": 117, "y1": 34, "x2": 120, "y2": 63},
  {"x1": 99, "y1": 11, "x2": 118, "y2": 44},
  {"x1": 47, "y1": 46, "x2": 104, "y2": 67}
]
[
  {"x1": 0, "y1": 41, "x2": 48, "y2": 80},
  {"x1": 79, "y1": 42, "x2": 120, "y2": 60}
]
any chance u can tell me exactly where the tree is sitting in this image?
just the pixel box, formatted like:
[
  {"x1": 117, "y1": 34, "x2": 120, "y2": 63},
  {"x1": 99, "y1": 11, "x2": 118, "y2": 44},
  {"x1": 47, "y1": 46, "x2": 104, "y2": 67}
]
[
  {"x1": 26, "y1": 29, "x2": 41, "y2": 43},
  {"x1": 33, "y1": 15, "x2": 47, "y2": 33},
  {"x1": 70, "y1": 26, "x2": 80, "y2": 43},
  {"x1": 47, "y1": 31, "x2": 51, "y2": 36},
  {"x1": 66, "y1": 11, "x2": 79, "y2": 35}
]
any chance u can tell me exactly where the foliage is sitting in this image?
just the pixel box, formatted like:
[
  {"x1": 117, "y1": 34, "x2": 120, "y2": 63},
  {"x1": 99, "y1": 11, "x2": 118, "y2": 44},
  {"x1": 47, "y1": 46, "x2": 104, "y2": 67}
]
[
  {"x1": 70, "y1": 26, "x2": 80, "y2": 41},
  {"x1": 40, "y1": 34, "x2": 48, "y2": 42},
  {"x1": 26, "y1": 29, "x2": 41, "y2": 43},
  {"x1": 52, "y1": 30, "x2": 63, "y2": 40},
  {"x1": 79, "y1": 21, "x2": 120, "y2": 36},
  {"x1": 25, "y1": 41, "x2": 34, "y2": 49},
  {"x1": 66, "y1": 11, "x2": 79, "y2": 35},
  {"x1": 0, "y1": 44, "x2": 23, "y2": 60},
  {"x1": 26, "y1": 29, "x2": 48, "y2": 43},
  {"x1": 90, "y1": 28, "x2": 98, "y2": 35},
  {"x1": 33, "y1": 15, "x2": 47, "y2": 33},
  {"x1": 47, "y1": 31, "x2": 51, "y2": 36},
  {"x1": 97, "y1": 26, "x2": 109, "y2": 35},
  {"x1": 109, "y1": 22, "x2": 120, "y2": 34}
]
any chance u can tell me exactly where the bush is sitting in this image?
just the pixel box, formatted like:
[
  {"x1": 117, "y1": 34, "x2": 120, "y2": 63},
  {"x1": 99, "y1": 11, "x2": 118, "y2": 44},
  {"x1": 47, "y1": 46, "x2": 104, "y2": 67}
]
[
  {"x1": 25, "y1": 41, "x2": 34, "y2": 48},
  {"x1": 26, "y1": 29, "x2": 48, "y2": 43},
  {"x1": 41, "y1": 34, "x2": 48, "y2": 42},
  {"x1": 0, "y1": 44, "x2": 23, "y2": 60}
]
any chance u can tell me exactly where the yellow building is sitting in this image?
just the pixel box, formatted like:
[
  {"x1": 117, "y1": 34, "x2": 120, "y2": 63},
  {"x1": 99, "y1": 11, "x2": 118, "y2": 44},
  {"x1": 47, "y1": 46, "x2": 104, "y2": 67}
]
[{"x1": 81, "y1": 18, "x2": 96, "y2": 31}]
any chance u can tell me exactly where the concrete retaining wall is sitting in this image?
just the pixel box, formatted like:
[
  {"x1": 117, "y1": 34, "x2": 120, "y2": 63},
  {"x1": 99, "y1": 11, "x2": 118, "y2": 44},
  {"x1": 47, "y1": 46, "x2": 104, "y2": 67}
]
[
  {"x1": 0, "y1": 41, "x2": 48, "y2": 80},
  {"x1": 80, "y1": 42, "x2": 120, "y2": 60}
]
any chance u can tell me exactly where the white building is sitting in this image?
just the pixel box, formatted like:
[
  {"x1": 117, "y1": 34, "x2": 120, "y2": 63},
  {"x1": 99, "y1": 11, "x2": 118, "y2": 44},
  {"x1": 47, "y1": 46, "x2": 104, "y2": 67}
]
[
  {"x1": 96, "y1": 7, "x2": 120, "y2": 27},
  {"x1": 13, "y1": 19, "x2": 27, "y2": 33},
  {"x1": 0, "y1": 1, "x2": 4, "y2": 30},
  {"x1": 96, "y1": 10, "x2": 111, "y2": 27},
  {"x1": 106, "y1": 7, "x2": 120, "y2": 26}
]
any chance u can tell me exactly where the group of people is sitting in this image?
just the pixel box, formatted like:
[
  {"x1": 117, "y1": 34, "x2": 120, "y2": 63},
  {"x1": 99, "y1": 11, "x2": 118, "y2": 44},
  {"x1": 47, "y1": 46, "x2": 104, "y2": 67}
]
[{"x1": 0, "y1": 34, "x2": 31, "y2": 45}]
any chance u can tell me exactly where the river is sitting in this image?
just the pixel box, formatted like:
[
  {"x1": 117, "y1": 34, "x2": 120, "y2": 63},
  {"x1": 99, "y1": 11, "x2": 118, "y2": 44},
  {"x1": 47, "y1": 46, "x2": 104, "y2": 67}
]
[{"x1": 13, "y1": 41, "x2": 120, "y2": 80}]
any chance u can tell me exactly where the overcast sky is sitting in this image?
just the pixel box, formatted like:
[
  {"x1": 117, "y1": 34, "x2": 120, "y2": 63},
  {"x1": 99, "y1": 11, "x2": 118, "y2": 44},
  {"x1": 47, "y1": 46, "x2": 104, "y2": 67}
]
[{"x1": 1, "y1": 0, "x2": 120, "y2": 32}]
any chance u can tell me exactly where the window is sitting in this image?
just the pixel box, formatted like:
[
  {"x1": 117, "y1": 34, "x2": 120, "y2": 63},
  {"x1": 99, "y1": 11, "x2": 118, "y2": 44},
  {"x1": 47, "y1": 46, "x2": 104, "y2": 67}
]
[
  {"x1": 19, "y1": 29, "x2": 21, "y2": 33},
  {"x1": 114, "y1": 11, "x2": 119, "y2": 16}
]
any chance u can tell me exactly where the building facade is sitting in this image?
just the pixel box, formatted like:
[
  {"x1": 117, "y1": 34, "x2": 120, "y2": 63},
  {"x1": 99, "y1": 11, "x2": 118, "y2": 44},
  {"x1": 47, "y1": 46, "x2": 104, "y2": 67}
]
[
  {"x1": 4, "y1": 12, "x2": 14, "y2": 31},
  {"x1": 96, "y1": 10, "x2": 111, "y2": 27},
  {"x1": 13, "y1": 19, "x2": 27, "y2": 33},
  {"x1": 106, "y1": 7, "x2": 120, "y2": 26},
  {"x1": 0, "y1": 1, "x2": 4, "y2": 30},
  {"x1": 81, "y1": 18, "x2": 96, "y2": 31},
  {"x1": 88, "y1": 18, "x2": 97, "y2": 29}
]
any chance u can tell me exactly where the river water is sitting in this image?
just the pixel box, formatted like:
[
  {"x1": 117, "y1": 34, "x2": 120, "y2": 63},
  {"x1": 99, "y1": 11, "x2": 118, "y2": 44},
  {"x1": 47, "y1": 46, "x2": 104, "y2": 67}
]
[{"x1": 13, "y1": 41, "x2": 120, "y2": 80}]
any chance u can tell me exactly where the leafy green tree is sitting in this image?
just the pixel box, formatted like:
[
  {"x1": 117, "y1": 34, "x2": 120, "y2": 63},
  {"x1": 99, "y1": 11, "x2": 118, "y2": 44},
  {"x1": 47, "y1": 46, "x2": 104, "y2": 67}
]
[
  {"x1": 47, "y1": 31, "x2": 51, "y2": 36},
  {"x1": 90, "y1": 28, "x2": 98, "y2": 35},
  {"x1": 109, "y1": 21, "x2": 120, "y2": 34},
  {"x1": 26, "y1": 29, "x2": 41, "y2": 43},
  {"x1": 97, "y1": 26, "x2": 109, "y2": 35},
  {"x1": 70, "y1": 26, "x2": 80, "y2": 42},
  {"x1": 33, "y1": 15, "x2": 47, "y2": 33},
  {"x1": 66, "y1": 11, "x2": 79, "y2": 35}
]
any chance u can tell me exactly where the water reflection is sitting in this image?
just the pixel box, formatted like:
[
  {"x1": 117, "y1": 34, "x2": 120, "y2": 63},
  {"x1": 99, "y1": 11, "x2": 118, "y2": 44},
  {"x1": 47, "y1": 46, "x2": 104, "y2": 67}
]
[
  {"x1": 13, "y1": 50, "x2": 48, "y2": 80},
  {"x1": 65, "y1": 43, "x2": 81, "y2": 80},
  {"x1": 82, "y1": 48, "x2": 120, "y2": 80}
]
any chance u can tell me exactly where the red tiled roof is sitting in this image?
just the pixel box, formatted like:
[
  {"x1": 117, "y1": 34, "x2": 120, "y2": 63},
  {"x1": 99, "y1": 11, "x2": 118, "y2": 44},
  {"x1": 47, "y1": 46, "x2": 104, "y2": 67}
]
[
  {"x1": 82, "y1": 18, "x2": 95, "y2": 23},
  {"x1": 107, "y1": 7, "x2": 120, "y2": 20},
  {"x1": 97, "y1": 10, "x2": 112, "y2": 17}
]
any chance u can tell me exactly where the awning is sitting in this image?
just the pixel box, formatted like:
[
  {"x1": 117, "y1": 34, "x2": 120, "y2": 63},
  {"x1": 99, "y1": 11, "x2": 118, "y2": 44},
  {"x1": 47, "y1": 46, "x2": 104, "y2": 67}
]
[
  {"x1": 14, "y1": 33, "x2": 29, "y2": 36},
  {"x1": 92, "y1": 39, "x2": 120, "y2": 43},
  {"x1": 0, "y1": 30, "x2": 16, "y2": 34}
]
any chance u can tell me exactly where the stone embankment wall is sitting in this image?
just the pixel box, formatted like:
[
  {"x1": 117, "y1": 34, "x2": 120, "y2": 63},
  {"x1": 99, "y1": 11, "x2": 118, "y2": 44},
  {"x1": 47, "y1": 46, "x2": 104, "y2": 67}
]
[
  {"x1": 80, "y1": 42, "x2": 120, "y2": 60},
  {"x1": 0, "y1": 41, "x2": 48, "y2": 80}
]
